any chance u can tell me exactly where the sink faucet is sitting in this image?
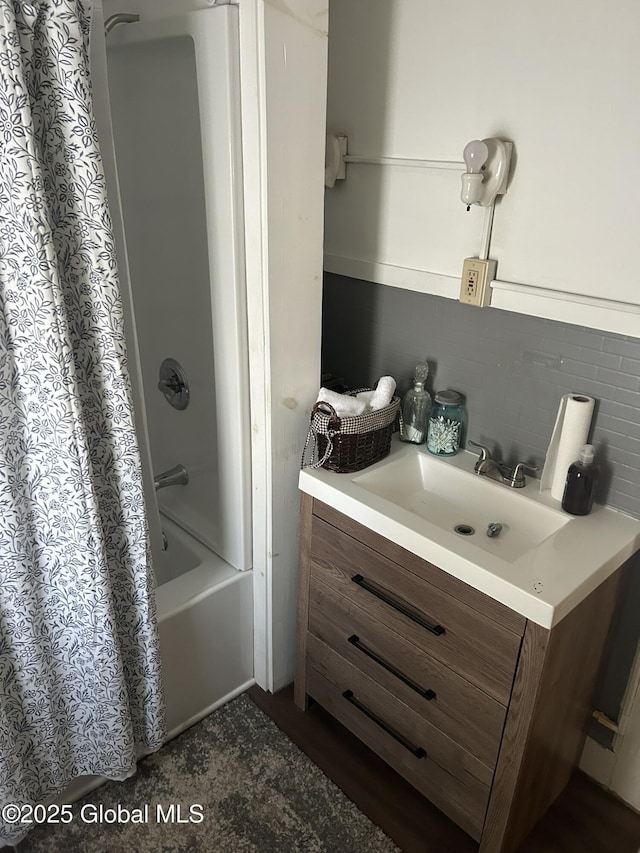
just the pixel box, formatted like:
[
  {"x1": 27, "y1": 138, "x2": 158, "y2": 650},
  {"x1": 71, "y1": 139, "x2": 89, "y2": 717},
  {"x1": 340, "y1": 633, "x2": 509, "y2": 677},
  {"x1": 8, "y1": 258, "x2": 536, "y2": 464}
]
[
  {"x1": 154, "y1": 464, "x2": 189, "y2": 491},
  {"x1": 468, "y1": 441, "x2": 538, "y2": 489}
]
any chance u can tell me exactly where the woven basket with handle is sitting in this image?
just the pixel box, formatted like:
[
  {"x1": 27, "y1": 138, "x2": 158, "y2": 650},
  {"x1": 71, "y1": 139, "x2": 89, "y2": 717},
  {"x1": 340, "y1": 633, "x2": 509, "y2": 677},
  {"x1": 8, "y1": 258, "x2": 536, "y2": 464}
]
[{"x1": 301, "y1": 386, "x2": 400, "y2": 473}]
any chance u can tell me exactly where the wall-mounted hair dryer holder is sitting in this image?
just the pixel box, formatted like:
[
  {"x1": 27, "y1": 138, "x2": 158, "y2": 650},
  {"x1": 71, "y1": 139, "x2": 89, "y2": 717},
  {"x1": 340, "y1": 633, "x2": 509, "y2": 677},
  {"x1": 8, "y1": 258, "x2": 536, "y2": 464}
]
[{"x1": 461, "y1": 138, "x2": 513, "y2": 208}]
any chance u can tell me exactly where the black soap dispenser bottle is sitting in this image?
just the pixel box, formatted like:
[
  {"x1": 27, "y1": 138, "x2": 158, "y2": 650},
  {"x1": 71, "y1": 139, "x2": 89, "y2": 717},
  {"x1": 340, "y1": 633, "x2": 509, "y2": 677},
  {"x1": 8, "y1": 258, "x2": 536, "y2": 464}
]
[{"x1": 561, "y1": 444, "x2": 598, "y2": 516}]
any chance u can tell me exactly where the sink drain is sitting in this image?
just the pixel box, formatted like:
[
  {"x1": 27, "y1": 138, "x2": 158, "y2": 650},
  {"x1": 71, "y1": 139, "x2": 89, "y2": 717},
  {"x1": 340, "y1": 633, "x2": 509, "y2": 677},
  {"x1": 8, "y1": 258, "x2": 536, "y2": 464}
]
[{"x1": 454, "y1": 523, "x2": 475, "y2": 536}]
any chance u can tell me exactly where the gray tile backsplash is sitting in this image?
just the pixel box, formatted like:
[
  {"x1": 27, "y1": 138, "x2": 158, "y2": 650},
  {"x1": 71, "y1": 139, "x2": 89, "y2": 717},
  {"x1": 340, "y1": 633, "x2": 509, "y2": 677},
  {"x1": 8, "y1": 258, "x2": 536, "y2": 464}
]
[{"x1": 322, "y1": 273, "x2": 640, "y2": 519}]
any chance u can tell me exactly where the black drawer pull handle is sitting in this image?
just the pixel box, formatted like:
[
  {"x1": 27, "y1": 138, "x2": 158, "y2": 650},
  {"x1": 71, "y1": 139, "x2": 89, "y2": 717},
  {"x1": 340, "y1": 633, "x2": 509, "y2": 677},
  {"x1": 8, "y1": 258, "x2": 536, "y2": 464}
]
[
  {"x1": 351, "y1": 574, "x2": 445, "y2": 636},
  {"x1": 348, "y1": 635, "x2": 436, "y2": 701},
  {"x1": 342, "y1": 689, "x2": 427, "y2": 758}
]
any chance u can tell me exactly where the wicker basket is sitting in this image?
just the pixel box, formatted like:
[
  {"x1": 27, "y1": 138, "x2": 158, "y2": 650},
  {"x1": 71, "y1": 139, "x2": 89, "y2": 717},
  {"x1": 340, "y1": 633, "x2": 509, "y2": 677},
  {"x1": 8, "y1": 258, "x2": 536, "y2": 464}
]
[{"x1": 301, "y1": 388, "x2": 400, "y2": 473}]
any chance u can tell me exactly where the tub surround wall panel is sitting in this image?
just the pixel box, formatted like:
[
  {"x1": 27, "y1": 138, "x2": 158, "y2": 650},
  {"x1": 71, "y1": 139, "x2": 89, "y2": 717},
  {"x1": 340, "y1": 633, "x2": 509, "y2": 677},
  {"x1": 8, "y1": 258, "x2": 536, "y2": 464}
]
[
  {"x1": 106, "y1": 5, "x2": 252, "y2": 570},
  {"x1": 91, "y1": 0, "x2": 166, "y2": 558},
  {"x1": 108, "y1": 34, "x2": 220, "y2": 543},
  {"x1": 323, "y1": 274, "x2": 640, "y2": 521}
]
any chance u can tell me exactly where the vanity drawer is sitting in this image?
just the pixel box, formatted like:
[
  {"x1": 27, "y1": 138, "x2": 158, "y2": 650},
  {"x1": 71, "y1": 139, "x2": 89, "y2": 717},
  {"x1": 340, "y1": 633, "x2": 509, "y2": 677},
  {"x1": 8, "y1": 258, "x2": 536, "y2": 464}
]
[
  {"x1": 309, "y1": 575, "x2": 507, "y2": 769},
  {"x1": 314, "y1": 501, "x2": 526, "y2": 636},
  {"x1": 310, "y1": 516, "x2": 523, "y2": 704},
  {"x1": 306, "y1": 646, "x2": 490, "y2": 841}
]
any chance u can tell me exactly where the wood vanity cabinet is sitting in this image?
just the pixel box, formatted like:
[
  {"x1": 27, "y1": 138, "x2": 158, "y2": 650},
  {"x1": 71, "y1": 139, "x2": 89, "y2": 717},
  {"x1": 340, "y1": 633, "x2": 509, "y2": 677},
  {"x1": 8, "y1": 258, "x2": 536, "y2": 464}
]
[{"x1": 295, "y1": 493, "x2": 625, "y2": 853}]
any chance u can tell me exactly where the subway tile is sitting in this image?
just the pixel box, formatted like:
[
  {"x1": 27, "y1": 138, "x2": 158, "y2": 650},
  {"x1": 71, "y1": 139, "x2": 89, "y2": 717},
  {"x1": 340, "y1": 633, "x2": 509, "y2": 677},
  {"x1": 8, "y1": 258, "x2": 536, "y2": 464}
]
[
  {"x1": 322, "y1": 279, "x2": 640, "y2": 518},
  {"x1": 598, "y1": 416, "x2": 640, "y2": 441},
  {"x1": 612, "y1": 477, "x2": 640, "y2": 500},
  {"x1": 519, "y1": 408, "x2": 557, "y2": 431},
  {"x1": 593, "y1": 422, "x2": 640, "y2": 452},
  {"x1": 567, "y1": 378, "x2": 625, "y2": 401},
  {"x1": 597, "y1": 367, "x2": 640, "y2": 392},
  {"x1": 556, "y1": 358, "x2": 599, "y2": 381},
  {"x1": 613, "y1": 387, "x2": 640, "y2": 408},
  {"x1": 579, "y1": 349, "x2": 623, "y2": 370},
  {"x1": 598, "y1": 399, "x2": 639, "y2": 420},
  {"x1": 608, "y1": 494, "x2": 640, "y2": 519},
  {"x1": 601, "y1": 461, "x2": 639, "y2": 481},
  {"x1": 620, "y1": 357, "x2": 640, "y2": 377},
  {"x1": 508, "y1": 430, "x2": 548, "y2": 457},
  {"x1": 604, "y1": 446, "x2": 640, "y2": 470},
  {"x1": 561, "y1": 326, "x2": 606, "y2": 350},
  {"x1": 540, "y1": 338, "x2": 584, "y2": 361},
  {"x1": 603, "y1": 336, "x2": 640, "y2": 358}
]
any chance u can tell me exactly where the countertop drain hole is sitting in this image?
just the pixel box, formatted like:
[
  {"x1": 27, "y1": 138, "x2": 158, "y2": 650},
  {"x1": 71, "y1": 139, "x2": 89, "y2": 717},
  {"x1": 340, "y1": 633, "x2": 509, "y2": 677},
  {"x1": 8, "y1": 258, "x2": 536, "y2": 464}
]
[{"x1": 454, "y1": 524, "x2": 475, "y2": 536}]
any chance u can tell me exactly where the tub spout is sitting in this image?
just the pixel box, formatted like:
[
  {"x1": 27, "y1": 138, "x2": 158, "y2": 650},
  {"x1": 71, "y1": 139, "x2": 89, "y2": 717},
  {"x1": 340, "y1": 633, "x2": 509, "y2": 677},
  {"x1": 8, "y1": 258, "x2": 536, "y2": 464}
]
[
  {"x1": 104, "y1": 13, "x2": 140, "y2": 35},
  {"x1": 154, "y1": 465, "x2": 189, "y2": 491}
]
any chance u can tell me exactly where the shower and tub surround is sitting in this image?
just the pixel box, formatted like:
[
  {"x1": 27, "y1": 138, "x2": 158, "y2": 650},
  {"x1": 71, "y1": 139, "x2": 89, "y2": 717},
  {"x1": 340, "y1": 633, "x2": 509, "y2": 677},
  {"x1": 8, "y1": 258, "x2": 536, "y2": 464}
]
[
  {"x1": 0, "y1": 1, "x2": 164, "y2": 846},
  {"x1": 97, "y1": 0, "x2": 254, "y2": 742},
  {"x1": 105, "y1": 1, "x2": 251, "y2": 571}
]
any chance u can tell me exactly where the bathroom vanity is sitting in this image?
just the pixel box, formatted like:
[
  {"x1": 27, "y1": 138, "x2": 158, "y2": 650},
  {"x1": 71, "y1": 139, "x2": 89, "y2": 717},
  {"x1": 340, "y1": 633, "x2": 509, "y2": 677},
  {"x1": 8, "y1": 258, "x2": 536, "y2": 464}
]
[{"x1": 295, "y1": 439, "x2": 640, "y2": 852}]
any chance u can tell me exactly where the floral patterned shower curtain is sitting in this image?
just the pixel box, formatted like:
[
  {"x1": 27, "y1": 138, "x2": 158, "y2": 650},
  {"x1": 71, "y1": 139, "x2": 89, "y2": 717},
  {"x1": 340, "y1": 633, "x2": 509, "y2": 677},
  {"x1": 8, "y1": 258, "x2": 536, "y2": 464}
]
[{"x1": 0, "y1": 0, "x2": 164, "y2": 843}]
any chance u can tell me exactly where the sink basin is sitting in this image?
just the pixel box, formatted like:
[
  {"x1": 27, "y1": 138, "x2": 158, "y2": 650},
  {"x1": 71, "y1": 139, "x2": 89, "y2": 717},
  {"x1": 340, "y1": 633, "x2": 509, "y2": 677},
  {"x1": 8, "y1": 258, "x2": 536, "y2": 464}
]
[
  {"x1": 353, "y1": 450, "x2": 570, "y2": 563},
  {"x1": 300, "y1": 436, "x2": 640, "y2": 628}
]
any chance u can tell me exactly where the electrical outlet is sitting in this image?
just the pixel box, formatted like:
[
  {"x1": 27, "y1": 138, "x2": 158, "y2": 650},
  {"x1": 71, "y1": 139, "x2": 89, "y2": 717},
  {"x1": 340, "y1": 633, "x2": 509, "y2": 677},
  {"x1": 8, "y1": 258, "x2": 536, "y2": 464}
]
[{"x1": 460, "y1": 258, "x2": 497, "y2": 307}]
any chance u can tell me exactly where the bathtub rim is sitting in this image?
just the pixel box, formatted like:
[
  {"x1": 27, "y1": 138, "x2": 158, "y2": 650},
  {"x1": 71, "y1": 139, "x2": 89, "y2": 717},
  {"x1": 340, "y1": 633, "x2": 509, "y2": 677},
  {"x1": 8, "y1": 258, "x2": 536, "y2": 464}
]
[{"x1": 155, "y1": 515, "x2": 248, "y2": 621}]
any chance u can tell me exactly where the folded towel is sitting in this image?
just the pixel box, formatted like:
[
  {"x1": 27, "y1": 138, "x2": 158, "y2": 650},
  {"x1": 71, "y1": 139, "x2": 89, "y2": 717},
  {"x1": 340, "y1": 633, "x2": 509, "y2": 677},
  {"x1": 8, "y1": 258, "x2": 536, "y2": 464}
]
[
  {"x1": 355, "y1": 390, "x2": 375, "y2": 407},
  {"x1": 369, "y1": 376, "x2": 396, "y2": 410},
  {"x1": 316, "y1": 387, "x2": 367, "y2": 417}
]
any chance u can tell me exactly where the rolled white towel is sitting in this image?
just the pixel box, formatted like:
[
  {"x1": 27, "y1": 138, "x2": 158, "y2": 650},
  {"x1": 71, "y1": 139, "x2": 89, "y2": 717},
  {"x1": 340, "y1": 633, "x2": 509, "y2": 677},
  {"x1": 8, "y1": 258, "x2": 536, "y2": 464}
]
[
  {"x1": 316, "y1": 387, "x2": 367, "y2": 417},
  {"x1": 355, "y1": 390, "x2": 375, "y2": 407},
  {"x1": 369, "y1": 376, "x2": 396, "y2": 410}
]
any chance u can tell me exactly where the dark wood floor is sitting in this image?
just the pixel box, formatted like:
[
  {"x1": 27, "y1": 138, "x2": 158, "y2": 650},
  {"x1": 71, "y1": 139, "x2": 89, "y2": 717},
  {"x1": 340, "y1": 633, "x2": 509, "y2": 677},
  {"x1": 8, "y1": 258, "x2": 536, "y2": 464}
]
[{"x1": 249, "y1": 684, "x2": 640, "y2": 853}]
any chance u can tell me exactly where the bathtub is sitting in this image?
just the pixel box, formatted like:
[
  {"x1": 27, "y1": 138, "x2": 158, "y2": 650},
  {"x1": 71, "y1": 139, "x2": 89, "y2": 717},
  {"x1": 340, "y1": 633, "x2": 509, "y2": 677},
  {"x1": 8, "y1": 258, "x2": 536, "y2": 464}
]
[
  {"x1": 57, "y1": 516, "x2": 253, "y2": 807},
  {"x1": 98, "y1": 0, "x2": 254, "y2": 736},
  {"x1": 155, "y1": 515, "x2": 254, "y2": 739}
]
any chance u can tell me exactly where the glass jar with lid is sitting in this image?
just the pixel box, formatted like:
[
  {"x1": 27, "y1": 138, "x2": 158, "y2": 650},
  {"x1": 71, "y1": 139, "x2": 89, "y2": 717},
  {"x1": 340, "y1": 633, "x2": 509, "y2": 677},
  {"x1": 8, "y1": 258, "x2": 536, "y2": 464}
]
[{"x1": 427, "y1": 390, "x2": 466, "y2": 456}]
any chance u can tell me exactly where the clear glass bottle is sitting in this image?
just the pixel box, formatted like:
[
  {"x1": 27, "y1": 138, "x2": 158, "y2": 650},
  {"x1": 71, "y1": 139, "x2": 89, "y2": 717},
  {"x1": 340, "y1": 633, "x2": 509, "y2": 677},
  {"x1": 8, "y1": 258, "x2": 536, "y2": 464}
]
[
  {"x1": 427, "y1": 390, "x2": 465, "y2": 456},
  {"x1": 561, "y1": 444, "x2": 598, "y2": 516},
  {"x1": 400, "y1": 362, "x2": 431, "y2": 444}
]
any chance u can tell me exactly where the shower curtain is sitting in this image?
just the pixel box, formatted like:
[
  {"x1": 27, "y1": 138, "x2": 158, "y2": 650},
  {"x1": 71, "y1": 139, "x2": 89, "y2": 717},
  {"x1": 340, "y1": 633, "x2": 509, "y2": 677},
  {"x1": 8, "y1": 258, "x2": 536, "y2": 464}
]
[{"x1": 0, "y1": 0, "x2": 164, "y2": 843}]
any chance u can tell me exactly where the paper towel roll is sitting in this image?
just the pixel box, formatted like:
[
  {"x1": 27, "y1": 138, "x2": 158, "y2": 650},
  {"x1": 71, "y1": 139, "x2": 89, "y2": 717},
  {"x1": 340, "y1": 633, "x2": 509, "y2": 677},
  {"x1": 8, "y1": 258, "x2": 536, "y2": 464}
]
[{"x1": 541, "y1": 394, "x2": 595, "y2": 500}]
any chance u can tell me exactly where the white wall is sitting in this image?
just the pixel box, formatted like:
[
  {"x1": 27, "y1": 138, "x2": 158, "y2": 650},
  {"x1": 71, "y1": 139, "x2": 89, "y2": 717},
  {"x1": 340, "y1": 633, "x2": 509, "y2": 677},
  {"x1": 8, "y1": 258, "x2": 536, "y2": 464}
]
[
  {"x1": 325, "y1": 0, "x2": 640, "y2": 335},
  {"x1": 239, "y1": 0, "x2": 327, "y2": 691},
  {"x1": 264, "y1": 0, "x2": 328, "y2": 690}
]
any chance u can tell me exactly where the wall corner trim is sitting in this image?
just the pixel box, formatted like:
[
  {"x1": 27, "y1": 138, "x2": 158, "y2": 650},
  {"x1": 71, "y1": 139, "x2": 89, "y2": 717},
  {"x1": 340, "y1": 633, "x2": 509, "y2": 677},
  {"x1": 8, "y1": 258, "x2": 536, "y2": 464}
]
[
  {"x1": 324, "y1": 253, "x2": 459, "y2": 299},
  {"x1": 490, "y1": 280, "x2": 640, "y2": 337},
  {"x1": 324, "y1": 253, "x2": 640, "y2": 338}
]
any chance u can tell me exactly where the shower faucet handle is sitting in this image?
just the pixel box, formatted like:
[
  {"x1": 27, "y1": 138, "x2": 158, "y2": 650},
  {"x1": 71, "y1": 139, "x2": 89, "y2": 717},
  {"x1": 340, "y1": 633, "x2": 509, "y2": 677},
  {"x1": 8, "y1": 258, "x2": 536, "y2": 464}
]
[
  {"x1": 158, "y1": 376, "x2": 183, "y2": 393},
  {"x1": 158, "y1": 358, "x2": 190, "y2": 411}
]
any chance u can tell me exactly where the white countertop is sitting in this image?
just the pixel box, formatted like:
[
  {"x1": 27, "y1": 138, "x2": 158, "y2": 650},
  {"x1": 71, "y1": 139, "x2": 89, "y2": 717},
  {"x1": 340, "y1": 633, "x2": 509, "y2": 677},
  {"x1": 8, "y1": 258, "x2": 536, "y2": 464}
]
[{"x1": 299, "y1": 437, "x2": 640, "y2": 628}]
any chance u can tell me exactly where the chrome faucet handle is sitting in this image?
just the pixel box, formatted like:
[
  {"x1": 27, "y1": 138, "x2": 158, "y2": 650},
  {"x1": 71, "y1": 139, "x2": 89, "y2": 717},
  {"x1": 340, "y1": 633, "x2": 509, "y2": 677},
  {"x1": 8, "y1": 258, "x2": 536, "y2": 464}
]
[
  {"x1": 510, "y1": 462, "x2": 539, "y2": 488},
  {"x1": 468, "y1": 440, "x2": 491, "y2": 462}
]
